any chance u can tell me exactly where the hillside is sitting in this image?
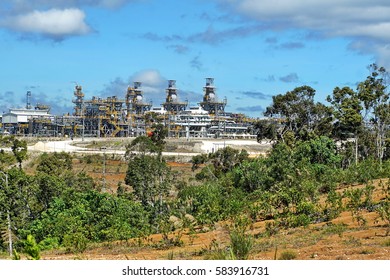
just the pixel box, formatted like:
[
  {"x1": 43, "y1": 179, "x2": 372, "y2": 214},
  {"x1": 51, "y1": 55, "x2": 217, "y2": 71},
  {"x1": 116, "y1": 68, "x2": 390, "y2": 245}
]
[
  {"x1": 38, "y1": 177, "x2": 389, "y2": 260},
  {"x1": 2, "y1": 137, "x2": 389, "y2": 261}
]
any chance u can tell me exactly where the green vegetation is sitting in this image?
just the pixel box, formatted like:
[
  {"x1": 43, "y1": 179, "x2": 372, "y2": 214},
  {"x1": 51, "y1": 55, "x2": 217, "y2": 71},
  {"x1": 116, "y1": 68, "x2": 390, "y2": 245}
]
[
  {"x1": 278, "y1": 250, "x2": 297, "y2": 260},
  {"x1": 0, "y1": 63, "x2": 389, "y2": 259}
]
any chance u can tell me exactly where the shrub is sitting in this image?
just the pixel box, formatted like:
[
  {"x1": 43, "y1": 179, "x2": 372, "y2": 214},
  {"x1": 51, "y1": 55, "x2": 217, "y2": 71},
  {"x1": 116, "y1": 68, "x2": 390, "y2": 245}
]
[
  {"x1": 229, "y1": 229, "x2": 253, "y2": 260},
  {"x1": 264, "y1": 221, "x2": 280, "y2": 237},
  {"x1": 375, "y1": 180, "x2": 390, "y2": 236},
  {"x1": 63, "y1": 232, "x2": 88, "y2": 253},
  {"x1": 38, "y1": 237, "x2": 60, "y2": 251},
  {"x1": 344, "y1": 185, "x2": 376, "y2": 227},
  {"x1": 343, "y1": 158, "x2": 381, "y2": 184},
  {"x1": 202, "y1": 239, "x2": 234, "y2": 260},
  {"x1": 23, "y1": 235, "x2": 40, "y2": 260},
  {"x1": 278, "y1": 250, "x2": 297, "y2": 260},
  {"x1": 284, "y1": 213, "x2": 312, "y2": 228},
  {"x1": 323, "y1": 189, "x2": 344, "y2": 221},
  {"x1": 229, "y1": 216, "x2": 254, "y2": 260}
]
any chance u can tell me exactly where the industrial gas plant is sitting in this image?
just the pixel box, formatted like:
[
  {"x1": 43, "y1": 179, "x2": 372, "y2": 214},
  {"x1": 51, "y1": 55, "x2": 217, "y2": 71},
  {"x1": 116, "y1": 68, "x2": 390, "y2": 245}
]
[{"x1": 1, "y1": 78, "x2": 256, "y2": 139}]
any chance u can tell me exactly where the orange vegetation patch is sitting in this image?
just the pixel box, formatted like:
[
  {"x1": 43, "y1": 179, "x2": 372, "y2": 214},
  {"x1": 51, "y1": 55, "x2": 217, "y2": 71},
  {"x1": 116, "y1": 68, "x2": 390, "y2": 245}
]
[{"x1": 167, "y1": 161, "x2": 192, "y2": 167}]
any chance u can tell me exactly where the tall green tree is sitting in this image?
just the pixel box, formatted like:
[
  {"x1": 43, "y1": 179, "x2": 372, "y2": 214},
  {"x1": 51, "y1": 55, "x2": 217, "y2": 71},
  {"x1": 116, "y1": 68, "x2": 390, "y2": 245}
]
[
  {"x1": 327, "y1": 86, "x2": 363, "y2": 165},
  {"x1": 125, "y1": 155, "x2": 172, "y2": 209},
  {"x1": 0, "y1": 168, "x2": 39, "y2": 256},
  {"x1": 264, "y1": 86, "x2": 332, "y2": 141},
  {"x1": 357, "y1": 64, "x2": 390, "y2": 166},
  {"x1": 149, "y1": 123, "x2": 168, "y2": 152}
]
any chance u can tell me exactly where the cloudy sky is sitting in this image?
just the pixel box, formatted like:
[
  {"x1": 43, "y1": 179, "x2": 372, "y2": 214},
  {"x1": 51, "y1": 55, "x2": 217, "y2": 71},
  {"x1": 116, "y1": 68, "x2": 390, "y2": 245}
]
[{"x1": 1, "y1": 0, "x2": 389, "y2": 117}]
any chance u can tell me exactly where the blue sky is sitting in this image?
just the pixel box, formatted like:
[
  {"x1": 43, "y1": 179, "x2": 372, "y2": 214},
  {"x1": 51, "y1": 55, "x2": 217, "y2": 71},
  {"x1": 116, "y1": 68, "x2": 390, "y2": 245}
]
[{"x1": 0, "y1": 0, "x2": 389, "y2": 117}]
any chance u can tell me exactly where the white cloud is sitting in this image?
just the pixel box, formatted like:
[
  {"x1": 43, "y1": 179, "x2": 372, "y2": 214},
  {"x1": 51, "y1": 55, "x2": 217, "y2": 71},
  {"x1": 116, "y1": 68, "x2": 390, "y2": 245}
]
[
  {"x1": 1, "y1": 0, "x2": 134, "y2": 12},
  {"x1": 128, "y1": 70, "x2": 167, "y2": 106},
  {"x1": 219, "y1": 0, "x2": 390, "y2": 37},
  {"x1": 3, "y1": 8, "x2": 91, "y2": 39},
  {"x1": 0, "y1": 0, "x2": 137, "y2": 39},
  {"x1": 216, "y1": 0, "x2": 390, "y2": 66},
  {"x1": 131, "y1": 69, "x2": 166, "y2": 93}
]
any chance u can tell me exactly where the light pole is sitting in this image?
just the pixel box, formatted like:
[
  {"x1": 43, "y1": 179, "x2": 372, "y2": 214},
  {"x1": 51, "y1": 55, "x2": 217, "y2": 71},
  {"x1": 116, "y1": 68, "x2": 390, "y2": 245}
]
[{"x1": 0, "y1": 171, "x2": 12, "y2": 258}]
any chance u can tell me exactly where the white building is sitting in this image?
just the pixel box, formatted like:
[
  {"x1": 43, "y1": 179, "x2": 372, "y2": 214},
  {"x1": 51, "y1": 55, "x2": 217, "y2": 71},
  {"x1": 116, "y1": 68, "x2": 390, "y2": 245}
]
[
  {"x1": 2, "y1": 108, "x2": 51, "y2": 124},
  {"x1": 2, "y1": 108, "x2": 52, "y2": 134},
  {"x1": 148, "y1": 107, "x2": 167, "y2": 115}
]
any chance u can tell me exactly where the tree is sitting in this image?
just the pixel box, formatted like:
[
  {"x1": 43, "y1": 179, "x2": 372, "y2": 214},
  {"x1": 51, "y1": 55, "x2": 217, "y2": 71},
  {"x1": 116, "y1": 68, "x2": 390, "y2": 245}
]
[
  {"x1": 125, "y1": 136, "x2": 159, "y2": 158},
  {"x1": 11, "y1": 138, "x2": 27, "y2": 169},
  {"x1": 294, "y1": 136, "x2": 340, "y2": 167},
  {"x1": 23, "y1": 234, "x2": 40, "y2": 260},
  {"x1": 209, "y1": 147, "x2": 249, "y2": 178},
  {"x1": 357, "y1": 64, "x2": 390, "y2": 166},
  {"x1": 28, "y1": 189, "x2": 150, "y2": 245},
  {"x1": 149, "y1": 123, "x2": 168, "y2": 152},
  {"x1": 190, "y1": 154, "x2": 208, "y2": 172},
  {"x1": 125, "y1": 155, "x2": 172, "y2": 209},
  {"x1": 0, "y1": 168, "x2": 38, "y2": 256},
  {"x1": 0, "y1": 136, "x2": 17, "y2": 170},
  {"x1": 192, "y1": 147, "x2": 249, "y2": 180},
  {"x1": 232, "y1": 157, "x2": 270, "y2": 193},
  {"x1": 35, "y1": 173, "x2": 66, "y2": 213},
  {"x1": 252, "y1": 119, "x2": 278, "y2": 142},
  {"x1": 264, "y1": 86, "x2": 333, "y2": 141},
  {"x1": 0, "y1": 150, "x2": 16, "y2": 171},
  {"x1": 327, "y1": 86, "x2": 363, "y2": 165}
]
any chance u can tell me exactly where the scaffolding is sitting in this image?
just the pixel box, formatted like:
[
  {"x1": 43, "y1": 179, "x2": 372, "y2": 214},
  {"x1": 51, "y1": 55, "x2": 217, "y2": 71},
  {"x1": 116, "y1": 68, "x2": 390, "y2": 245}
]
[
  {"x1": 199, "y1": 78, "x2": 227, "y2": 114},
  {"x1": 160, "y1": 80, "x2": 188, "y2": 137},
  {"x1": 3, "y1": 79, "x2": 257, "y2": 139},
  {"x1": 162, "y1": 80, "x2": 188, "y2": 113},
  {"x1": 126, "y1": 82, "x2": 152, "y2": 136}
]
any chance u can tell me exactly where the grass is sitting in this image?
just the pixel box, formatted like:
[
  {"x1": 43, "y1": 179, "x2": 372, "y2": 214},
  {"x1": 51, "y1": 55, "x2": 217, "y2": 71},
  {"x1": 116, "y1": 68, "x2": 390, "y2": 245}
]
[
  {"x1": 253, "y1": 240, "x2": 276, "y2": 253},
  {"x1": 359, "y1": 249, "x2": 374, "y2": 255},
  {"x1": 343, "y1": 236, "x2": 362, "y2": 247},
  {"x1": 322, "y1": 223, "x2": 348, "y2": 237},
  {"x1": 383, "y1": 239, "x2": 390, "y2": 247}
]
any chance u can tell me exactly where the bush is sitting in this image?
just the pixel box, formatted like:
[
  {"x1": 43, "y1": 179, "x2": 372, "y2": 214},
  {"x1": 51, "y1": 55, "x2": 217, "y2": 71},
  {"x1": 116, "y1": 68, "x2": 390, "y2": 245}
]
[
  {"x1": 229, "y1": 216, "x2": 254, "y2": 260},
  {"x1": 229, "y1": 230, "x2": 253, "y2": 260},
  {"x1": 323, "y1": 189, "x2": 344, "y2": 221},
  {"x1": 23, "y1": 235, "x2": 40, "y2": 260},
  {"x1": 28, "y1": 190, "x2": 151, "y2": 245},
  {"x1": 375, "y1": 179, "x2": 390, "y2": 236},
  {"x1": 342, "y1": 158, "x2": 381, "y2": 184},
  {"x1": 38, "y1": 237, "x2": 60, "y2": 251},
  {"x1": 278, "y1": 250, "x2": 297, "y2": 260},
  {"x1": 283, "y1": 213, "x2": 312, "y2": 228},
  {"x1": 63, "y1": 232, "x2": 88, "y2": 253}
]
